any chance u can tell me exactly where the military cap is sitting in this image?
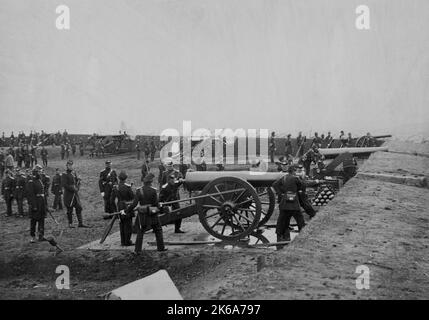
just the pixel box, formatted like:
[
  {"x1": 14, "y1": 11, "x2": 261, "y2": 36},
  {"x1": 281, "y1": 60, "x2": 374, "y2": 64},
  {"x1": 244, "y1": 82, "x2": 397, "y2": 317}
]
[
  {"x1": 34, "y1": 164, "x2": 43, "y2": 170},
  {"x1": 118, "y1": 170, "x2": 127, "y2": 180},
  {"x1": 67, "y1": 159, "x2": 73, "y2": 165},
  {"x1": 143, "y1": 173, "x2": 155, "y2": 183},
  {"x1": 105, "y1": 160, "x2": 111, "y2": 164}
]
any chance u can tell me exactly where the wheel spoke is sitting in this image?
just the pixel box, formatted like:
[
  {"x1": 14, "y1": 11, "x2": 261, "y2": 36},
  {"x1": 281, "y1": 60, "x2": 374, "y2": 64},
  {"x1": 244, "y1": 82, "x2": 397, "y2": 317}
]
[
  {"x1": 232, "y1": 214, "x2": 245, "y2": 231},
  {"x1": 233, "y1": 189, "x2": 246, "y2": 203},
  {"x1": 202, "y1": 204, "x2": 222, "y2": 209},
  {"x1": 214, "y1": 185, "x2": 226, "y2": 202},
  {"x1": 221, "y1": 222, "x2": 226, "y2": 235},
  {"x1": 209, "y1": 196, "x2": 222, "y2": 205},
  {"x1": 234, "y1": 212, "x2": 254, "y2": 224},
  {"x1": 205, "y1": 210, "x2": 221, "y2": 219},
  {"x1": 210, "y1": 216, "x2": 223, "y2": 229}
]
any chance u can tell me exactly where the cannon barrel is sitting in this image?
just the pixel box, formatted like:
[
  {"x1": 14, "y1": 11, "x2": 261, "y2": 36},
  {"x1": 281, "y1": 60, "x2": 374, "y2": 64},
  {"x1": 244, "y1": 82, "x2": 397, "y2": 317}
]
[
  {"x1": 372, "y1": 134, "x2": 392, "y2": 139},
  {"x1": 184, "y1": 171, "x2": 286, "y2": 191},
  {"x1": 319, "y1": 146, "x2": 388, "y2": 156}
]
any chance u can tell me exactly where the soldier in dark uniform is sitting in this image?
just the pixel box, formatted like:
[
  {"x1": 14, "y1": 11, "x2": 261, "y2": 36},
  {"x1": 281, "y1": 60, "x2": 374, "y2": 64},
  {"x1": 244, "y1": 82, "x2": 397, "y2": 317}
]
[
  {"x1": 72, "y1": 143, "x2": 76, "y2": 156},
  {"x1": 104, "y1": 170, "x2": 118, "y2": 213},
  {"x1": 26, "y1": 166, "x2": 47, "y2": 242},
  {"x1": 24, "y1": 145, "x2": 31, "y2": 168},
  {"x1": 51, "y1": 168, "x2": 63, "y2": 210},
  {"x1": 296, "y1": 131, "x2": 304, "y2": 157},
  {"x1": 143, "y1": 141, "x2": 150, "y2": 160},
  {"x1": 272, "y1": 165, "x2": 305, "y2": 247},
  {"x1": 0, "y1": 150, "x2": 5, "y2": 180},
  {"x1": 30, "y1": 145, "x2": 37, "y2": 167},
  {"x1": 346, "y1": 132, "x2": 353, "y2": 147},
  {"x1": 14, "y1": 168, "x2": 26, "y2": 217},
  {"x1": 79, "y1": 140, "x2": 84, "y2": 156},
  {"x1": 285, "y1": 134, "x2": 293, "y2": 157},
  {"x1": 40, "y1": 146, "x2": 48, "y2": 167},
  {"x1": 60, "y1": 144, "x2": 65, "y2": 160},
  {"x1": 158, "y1": 160, "x2": 165, "y2": 187},
  {"x1": 127, "y1": 173, "x2": 167, "y2": 253},
  {"x1": 141, "y1": 159, "x2": 150, "y2": 182},
  {"x1": 295, "y1": 165, "x2": 319, "y2": 219},
  {"x1": 150, "y1": 140, "x2": 157, "y2": 162},
  {"x1": 269, "y1": 131, "x2": 276, "y2": 163},
  {"x1": 325, "y1": 132, "x2": 333, "y2": 148},
  {"x1": 16, "y1": 146, "x2": 23, "y2": 168},
  {"x1": 1, "y1": 169, "x2": 15, "y2": 216},
  {"x1": 135, "y1": 140, "x2": 141, "y2": 160},
  {"x1": 99, "y1": 160, "x2": 112, "y2": 213},
  {"x1": 40, "y1": 167, "x2": 50, "y2": 209},
  {"x1": 61, "y1": 160, "x2": 89, "y2": 228},
  {"x1": 312, "y1": 132, "x2": 322, "y2": 148},
  {"x1": 111, "y1": 171, "x2": 135, "y2": 246},
  {"x1": 160, "y1": 172, "x2": 185, "y2": 233}
]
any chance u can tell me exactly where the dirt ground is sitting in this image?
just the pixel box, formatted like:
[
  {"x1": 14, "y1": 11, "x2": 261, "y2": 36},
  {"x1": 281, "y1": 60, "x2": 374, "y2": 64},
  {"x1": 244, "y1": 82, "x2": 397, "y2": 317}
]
[{"x1": 0, "y1": 139, "x2": 428, "y2": 299}]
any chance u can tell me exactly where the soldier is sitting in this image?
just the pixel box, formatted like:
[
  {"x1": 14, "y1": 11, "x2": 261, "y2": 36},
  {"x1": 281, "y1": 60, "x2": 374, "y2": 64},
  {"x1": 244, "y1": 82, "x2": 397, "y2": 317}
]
[
  {"x1": 30, "y1": 144, "x2": 37, "y2": 167},
  {"x1": 295, "y1": 165, "x2": 319, "y2": 219},
  {"x1": 128, "y1": 173, "x2": 166, "y2": 253},
  {"x1": 343, "y1": 155, "x2": 358, "y2": 182},
  {"x1": 16, "y1": 145, "x2": 23, "y2": 168},
  {"x1": 51, "y1": 168, "x2": 63, "y2": 211},
  {"x1": 40, "y1": 167, "x2": 50, "y2": 207},
  {"x1": 143, "y1": 140, "x2": 150, "y2": 160},
  {"x1": 141, "y1": 159, "x2": 150, "y2": 183},
  {"x1": 99, "y1": 160, "x2": 112, "y2": 213},
  {"x1": 325, "y1": 132, "x2": 333, "y2": 148},
  {"x1": 14, "y1": 168, "x2": 26, "y2": 217},
  {"x1": 312, "y1": 132, "x2": 322, "y2": 148},
  {"x1": 60, "y1": 144, "x2": 65, "y2": 160},
  {"x1": 269, "y1": 131, "x2": 276, "y2": 163},
  {"x1": 5, "y1": 149, "x2": 15, "y2": 171},
  {"x1": 1, "y1": 169, "x2": 15, "y2": 216},
  {"x1": 339, "y1": 130, "x2": 347, "y2": 147},
  {"x1": 158, "y1": 159, "x2": 166, "y2": 187},
  {"x1": 79, "y1": 140, "x2": 84, "y2": 156},
  {"x1": 65, "y1": 143, "x2": 70, "y2": 159},
  {"x1": 40, "y1": 146, "x2": 48, "y2": 167},
  {"x1": 160, "y1": 171, "x2": 185, "y2": 233},
  {"x1": 61, "y1": 160, "x2": 89, "y2": 228},
  {"x1": 0, "y1": 149, "x2": 5, "y2": 180},
  {"x1": 295, "y1": 131, "x2": 304, "y2": 157},
  {"x1": 285, "y1": 134, "x2": 293, "y2": 157},
  {"x1": 150, "y1": 139, "x2": 157, "y2": 162},
  {"x1": 302, "y1": 145, "x2": 324, "y2": 177},
  {"x1": 105, "y1": 170, "x2": 118, "y2": 213},
  {"x1": 135, "y1": 140, "x2": 141, "y2": 160},
  {"x1": 27, "y1": 166, "x2": 47, "y2": 242},
  {"x1": 272, "y1": 165, "x2": 305, "y2": 248},
  {"x1": 111, "y1": 171, "x2": 135, "y2": 246},
  {"x1": 72, "y1": 143, "x2": 76, "y2": 156},
  {"x1": 24, "y1": 145, "x2": 31, "y2": 168}
]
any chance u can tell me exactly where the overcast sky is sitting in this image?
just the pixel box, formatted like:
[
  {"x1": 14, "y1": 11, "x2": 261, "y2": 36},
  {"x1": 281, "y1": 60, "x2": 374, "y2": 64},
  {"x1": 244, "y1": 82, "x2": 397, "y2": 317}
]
[{"x1": 0, "y1": 0, "x2": 428, "y2": 139}]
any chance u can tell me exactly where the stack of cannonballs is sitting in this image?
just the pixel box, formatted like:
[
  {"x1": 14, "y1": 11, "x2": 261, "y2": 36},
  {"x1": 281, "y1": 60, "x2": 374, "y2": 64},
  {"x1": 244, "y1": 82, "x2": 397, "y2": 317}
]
[{"x1": 311, "y1": 185, "x2": 336, "y2": 206}]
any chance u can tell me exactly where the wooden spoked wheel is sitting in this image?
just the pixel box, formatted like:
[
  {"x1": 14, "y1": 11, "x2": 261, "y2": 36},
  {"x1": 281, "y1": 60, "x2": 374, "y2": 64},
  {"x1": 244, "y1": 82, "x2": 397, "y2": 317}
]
[
  {"x1": 255, "y1": 187, "x2": 275, "y2": 228},
  {"x1": 196, "y1": 177, "x2": 261, "y2": 241}
]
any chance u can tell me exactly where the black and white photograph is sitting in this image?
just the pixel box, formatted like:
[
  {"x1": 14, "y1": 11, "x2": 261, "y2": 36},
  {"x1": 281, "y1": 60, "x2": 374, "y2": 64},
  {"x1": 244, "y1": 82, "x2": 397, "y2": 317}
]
[{"x1": 0, "y1": 0, "x2": 428, "y2": 305}]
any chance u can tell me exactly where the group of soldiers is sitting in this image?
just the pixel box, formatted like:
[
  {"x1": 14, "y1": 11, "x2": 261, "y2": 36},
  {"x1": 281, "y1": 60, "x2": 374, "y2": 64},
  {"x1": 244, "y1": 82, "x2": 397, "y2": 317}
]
[
  {"x1": 270, "y1": 131, "x2": 376, "y2": 163},
  {"x1": 135, "y1": 137, "x2": 159, "y2": 161},
  {"x1": 1, "y1": 159, "x2": 89, "y2": 242},
  {"x1": 98, "y1": 157, "x2": 186, "y2": 254}
]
